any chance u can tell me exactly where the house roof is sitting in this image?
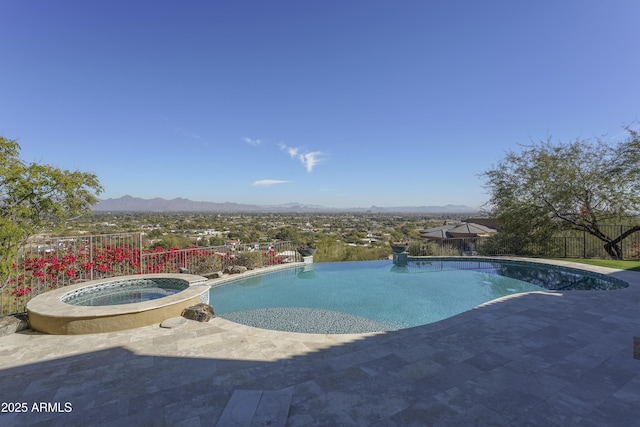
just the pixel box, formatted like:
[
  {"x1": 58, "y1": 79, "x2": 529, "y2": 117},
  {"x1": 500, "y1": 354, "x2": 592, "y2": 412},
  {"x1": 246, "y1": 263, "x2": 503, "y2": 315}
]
[
  {"x1": 447, "y1": 223, "x2": 497, "y2": 234},
  {"x1": 420, "y1": 222, "x2": 497, "y2": 239}
]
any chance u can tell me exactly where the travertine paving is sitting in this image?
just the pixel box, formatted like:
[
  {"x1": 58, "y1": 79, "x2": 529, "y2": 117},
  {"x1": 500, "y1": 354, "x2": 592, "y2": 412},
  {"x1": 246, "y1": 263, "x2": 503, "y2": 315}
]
[{"x1": 0, "y1": 259, "x2": 639, "y2": 426}]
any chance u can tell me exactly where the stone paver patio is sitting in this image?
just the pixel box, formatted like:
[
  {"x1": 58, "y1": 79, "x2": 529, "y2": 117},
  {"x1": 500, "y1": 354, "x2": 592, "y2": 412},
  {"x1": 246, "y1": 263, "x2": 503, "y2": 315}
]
[{"x1": 0, "y1": 259, "x2": 639, "y2": 426}]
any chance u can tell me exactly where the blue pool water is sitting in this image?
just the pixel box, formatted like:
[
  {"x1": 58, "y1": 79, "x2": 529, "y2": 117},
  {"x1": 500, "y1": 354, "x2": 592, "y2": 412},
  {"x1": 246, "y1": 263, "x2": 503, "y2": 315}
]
[
  {"x1": 209, "y1": 259, "x2": 626, "y2": 334},
  {"x1": 63, "y1": 278, "x2": 189, "y2": 306}
]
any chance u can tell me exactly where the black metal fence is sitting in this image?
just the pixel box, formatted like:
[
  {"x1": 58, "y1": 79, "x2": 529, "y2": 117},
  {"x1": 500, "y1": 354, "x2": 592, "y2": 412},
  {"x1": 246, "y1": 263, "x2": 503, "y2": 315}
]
[
  {"x1": 407, "y1": 238, "x2": 513, "y2": 257},
  {"x1": 408, "y1": 225, "x2": 640, "y2": 260}
]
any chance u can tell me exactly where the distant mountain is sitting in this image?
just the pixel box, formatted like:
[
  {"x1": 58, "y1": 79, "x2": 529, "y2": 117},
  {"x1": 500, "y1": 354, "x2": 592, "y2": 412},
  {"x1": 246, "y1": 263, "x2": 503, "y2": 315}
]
[
  {"x1": 92, "y1": 195, "x2": 263, "y2": 212},
  {"x1": 361, "y1": 205, "x2": 479, "y2": 214},
  {"x1": 92, "y1": 195, "x2": 478, "y2": 214}
]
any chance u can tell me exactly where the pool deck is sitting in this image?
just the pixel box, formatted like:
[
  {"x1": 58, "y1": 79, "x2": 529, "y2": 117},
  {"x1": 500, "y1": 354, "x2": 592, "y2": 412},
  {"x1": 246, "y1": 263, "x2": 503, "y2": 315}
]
[{"x1": 1, "y1": 258, "x2": 639, "y2": 426}]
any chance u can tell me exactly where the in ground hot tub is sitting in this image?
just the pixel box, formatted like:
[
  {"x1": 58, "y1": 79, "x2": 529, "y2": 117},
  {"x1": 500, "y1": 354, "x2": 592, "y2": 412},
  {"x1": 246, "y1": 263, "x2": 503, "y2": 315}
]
[
  {"x1": 62, "y1": 277, "x2": 192, "y2": 306},
  {"x1": 27, "y1": 273, "x2": 210, "y2": 335}
]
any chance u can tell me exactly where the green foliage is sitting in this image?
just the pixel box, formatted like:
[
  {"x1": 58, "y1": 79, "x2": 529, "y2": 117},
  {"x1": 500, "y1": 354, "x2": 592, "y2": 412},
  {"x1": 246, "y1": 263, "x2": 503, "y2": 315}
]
[
  {"x1": 152, "y1": 234, "x2": 192, "y2": 249},
  {"x1": 408, "y1": 241, "x2": 441, "y2": 256},
  {"x1": 407, "y1": 241, "x2": 461, "y2": 256},
  {"x1": 342, "y1": 245, "x2": 390, "y2": 261},
  {"x1": 481, "y1": 127, "x2": 640, "y2": 259},
  {"x1": 188, "y1": 254, "x2": 222, "y2": 275},
  {"x1": 207, "y1": 235, "x2": 225, "y2": 246},
  {"x1": 314, "y1": 236, "x2": 391, "y2": 262},
  {"x1": 400, "y1": 224, "x2": 421, "y2": 240},
  {"x1": 273, "y1": 226, "x2": 302, "y2": 244},
  {"x1": 147, "y1": 229, "x2": 164, "y2": 239},
  {"x1": 313, "y1": 236, "x2": 340, "y2": 262},
  {"x1": 0, "y1": 137, "x2": 103, "y2": 281},
  {"x1": 475, "y1": 233, "x2": 550, "y2": 256},
  {"x1": 344, "y1": 229, "x2": 366, "y2": 243},
  {"x1": 233, "y1": 251, "x2": 263, "y2": 269}
]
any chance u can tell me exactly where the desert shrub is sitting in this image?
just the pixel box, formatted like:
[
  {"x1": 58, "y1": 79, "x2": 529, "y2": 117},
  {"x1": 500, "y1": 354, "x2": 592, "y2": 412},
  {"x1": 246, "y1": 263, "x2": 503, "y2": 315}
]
[
  {"x1": 233, "y1": 252, "x2": 263, "y2": 270},
  {"x1": 188, "y1": 254, "x2": 222, "y2": 274},
  {"x1": 408, "y1": 241, "x2": 438, "y2": 256}
]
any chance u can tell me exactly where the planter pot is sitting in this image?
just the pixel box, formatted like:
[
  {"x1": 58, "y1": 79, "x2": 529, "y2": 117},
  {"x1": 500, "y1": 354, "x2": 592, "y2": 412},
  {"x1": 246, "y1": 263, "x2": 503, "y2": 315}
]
[
  {"x1": 297, "y1": 247, "x2": 317, "y2": 257},
  {"x1": 390, "y1": 243, "x2": 409, "y2": 254}
]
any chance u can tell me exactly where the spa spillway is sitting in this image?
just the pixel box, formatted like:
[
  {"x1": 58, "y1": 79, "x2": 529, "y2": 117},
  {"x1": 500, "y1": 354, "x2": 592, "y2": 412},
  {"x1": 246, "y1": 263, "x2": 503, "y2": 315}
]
[{"x1": 27, "y1": 274, "x2": 210, "y2": 335}]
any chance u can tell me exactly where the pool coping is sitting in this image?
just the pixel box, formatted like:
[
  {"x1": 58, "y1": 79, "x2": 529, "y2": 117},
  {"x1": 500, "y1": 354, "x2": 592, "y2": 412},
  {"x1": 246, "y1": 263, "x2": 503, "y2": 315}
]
[
  {"x1": 205, "y1": 261, "x2": 305, "y2": 289},
  {"x1": 27, "y1": 273, "x2": 210, "y2": 317},
  {"x1": 26, "y1": 273, "x2": 210, "y2": 335},
  {"x1": 407, "y1": 255, "x2": 631, "y2": 288}
]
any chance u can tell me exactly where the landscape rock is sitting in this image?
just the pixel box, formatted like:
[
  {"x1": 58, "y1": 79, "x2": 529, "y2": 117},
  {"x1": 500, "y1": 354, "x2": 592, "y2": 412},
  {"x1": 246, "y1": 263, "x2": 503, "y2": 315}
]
[
  {"x1": 181, "y1": 303, "x2": 215, "y2": 322},
  {"x1": 223, "y1": 265, "x2": 248, "y2": 275},
  {"x1": 0, "y1": 314, "x2": 29, "y2": 336},
  {"x1": 204, "y1": 271, "x2": 225, "y2": 279}
]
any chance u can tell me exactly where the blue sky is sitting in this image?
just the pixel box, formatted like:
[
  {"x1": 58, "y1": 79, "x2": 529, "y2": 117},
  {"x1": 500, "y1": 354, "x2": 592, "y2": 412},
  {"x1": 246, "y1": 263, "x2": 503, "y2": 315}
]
[{"x1": 2, "y1": 1, "x2": 639, "y2": 209}]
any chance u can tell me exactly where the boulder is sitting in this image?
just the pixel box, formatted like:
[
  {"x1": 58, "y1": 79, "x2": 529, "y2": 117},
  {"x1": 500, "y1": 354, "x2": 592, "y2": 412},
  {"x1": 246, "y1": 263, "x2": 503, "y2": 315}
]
[
  {"x1": 181, "y1": 303, "x2": 215, "y2": 322},
  {"x1": 204, "y1": 271, "x2": 225, "y2": 279},
  {"x1": 223, "y1": 265, "x2": 248, "y2": 275},
  {"x1": 0, "y1": 314, "x2": 29, "y2": 336}
]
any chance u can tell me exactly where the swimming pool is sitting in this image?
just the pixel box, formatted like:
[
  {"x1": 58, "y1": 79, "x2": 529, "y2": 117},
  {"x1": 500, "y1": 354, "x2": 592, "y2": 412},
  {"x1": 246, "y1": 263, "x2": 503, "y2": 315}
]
[{"x1": 209, "y1": 259, "x2": 627, "y2": 334}]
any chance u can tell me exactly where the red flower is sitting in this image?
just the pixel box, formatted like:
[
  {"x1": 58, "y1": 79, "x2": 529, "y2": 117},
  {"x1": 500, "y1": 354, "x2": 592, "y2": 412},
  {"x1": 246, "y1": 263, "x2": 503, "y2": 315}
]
[{"x1": 11, "y1": 287, "x2": 32, "y2": 297}]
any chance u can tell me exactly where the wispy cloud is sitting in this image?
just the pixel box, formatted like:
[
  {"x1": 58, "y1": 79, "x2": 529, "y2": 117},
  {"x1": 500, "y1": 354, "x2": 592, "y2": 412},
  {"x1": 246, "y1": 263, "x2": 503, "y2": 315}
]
[
  {"x1": 243, "y1": 137, "x2": 262, "y2": 146},
  {"x1": 158, "y1": 115, "x2": 202, "y2": 142},
  {"x1": 279, "y1": 143, "x2": 326, "y2": 172},
  {"x1": 178, "y1": 129, "x2": 201, "y2": 140},
  {"x1": 252, "y1": 179, "x2": 291, "y2": 187}
]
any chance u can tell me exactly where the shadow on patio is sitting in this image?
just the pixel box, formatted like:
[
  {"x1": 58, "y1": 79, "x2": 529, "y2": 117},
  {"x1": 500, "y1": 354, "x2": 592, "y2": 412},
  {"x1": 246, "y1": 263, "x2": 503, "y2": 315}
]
[{"x1": 1, "y1": 269, "x2": 639, "y2": 426}]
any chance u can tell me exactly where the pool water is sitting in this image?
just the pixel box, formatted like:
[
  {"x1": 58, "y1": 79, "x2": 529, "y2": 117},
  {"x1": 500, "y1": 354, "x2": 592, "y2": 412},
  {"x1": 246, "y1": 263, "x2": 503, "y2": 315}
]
[
  {"x1": 209, "y1": 259, "x2": 626, "y2": 334},
  {"x1": 63, "y1": 278, "x2": 189, "y2": 306},
  {"x1": 68, "y1": 287, "x2": 182, "y2": 306}
]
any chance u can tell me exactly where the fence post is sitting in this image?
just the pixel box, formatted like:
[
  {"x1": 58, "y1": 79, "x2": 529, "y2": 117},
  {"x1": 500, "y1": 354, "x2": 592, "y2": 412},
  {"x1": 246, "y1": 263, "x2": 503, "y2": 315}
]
[
  {"x1": 139, "y1": 233, "x2": 143, "y2": 273},
  {"x1": 583, "y1": 231, "x2": 586, "y2": 258},
  {"x1": 89, "y1": 235, "x2": 94, "y2": 281}
]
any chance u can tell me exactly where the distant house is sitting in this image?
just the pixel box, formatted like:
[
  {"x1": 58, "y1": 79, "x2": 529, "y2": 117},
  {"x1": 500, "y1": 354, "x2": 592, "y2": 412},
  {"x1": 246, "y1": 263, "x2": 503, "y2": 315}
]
[
  {"x1": 463, "y1": 217, "x2": 501, "y2": 231},
  {"x1": 225, "y1": 239, "x2": 240, "y2": 249},
  {"x1": 420, "y1": 222, "x2": 497, "y2": 241}
]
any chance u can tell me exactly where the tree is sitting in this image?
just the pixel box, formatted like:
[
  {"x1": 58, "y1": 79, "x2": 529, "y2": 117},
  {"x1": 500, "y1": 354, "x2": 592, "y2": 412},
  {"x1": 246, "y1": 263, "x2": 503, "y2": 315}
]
[
  {"x1": 273, "y1": 226, "x2": 302, "y2": 244},
  {"x1": 152, "y1": 234, "x2": 192, "y2": 249},
  {"x1": 0, "y1": 137, "x2": 103, "y2": 280},
  {"x1": 481, "y1": 127, "x2": 640, "y2": 259}
]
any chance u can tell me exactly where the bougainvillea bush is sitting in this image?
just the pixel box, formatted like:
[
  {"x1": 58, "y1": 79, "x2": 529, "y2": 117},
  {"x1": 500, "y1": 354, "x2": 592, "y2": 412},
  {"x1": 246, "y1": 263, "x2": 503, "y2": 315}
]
[{"x1": 2, "y1": 242, "x2": 291, "y2": 315}]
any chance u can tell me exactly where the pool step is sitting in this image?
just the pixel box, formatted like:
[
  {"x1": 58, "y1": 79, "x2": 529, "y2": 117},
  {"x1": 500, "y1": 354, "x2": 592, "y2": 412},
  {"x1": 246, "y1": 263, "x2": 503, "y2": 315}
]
[{"x1": 216, "y1": 389, "x2": 293, "y2": 427}]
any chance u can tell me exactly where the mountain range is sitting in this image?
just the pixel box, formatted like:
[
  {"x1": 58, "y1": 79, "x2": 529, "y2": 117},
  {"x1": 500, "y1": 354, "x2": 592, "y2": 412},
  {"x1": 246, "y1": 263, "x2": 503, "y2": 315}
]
[{"x1": 92, "y1": 195, "x2": 478, "y2": 214}]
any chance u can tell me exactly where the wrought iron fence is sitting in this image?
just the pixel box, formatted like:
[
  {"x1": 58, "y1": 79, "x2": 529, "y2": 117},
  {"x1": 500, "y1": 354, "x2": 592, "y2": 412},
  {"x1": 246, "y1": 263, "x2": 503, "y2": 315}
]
[
  {"x1": 407, "y1": 225, "x2": 640, "y2": 260},
  {"x1": 2, "y1": 232, "x2": 144, "y2": 315},
  {"x1": 547, "y1": 228, "x2": 640, "y2": 259},
  {"x1": 139, "y1": 241, "x2": 299, "y2": 274},
  {"x1": 407, "y1": 238, "x2": 516, "y2": 257},
  {"x1": 1, "y1": 232, "x2": 299, "y2": 315}
]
